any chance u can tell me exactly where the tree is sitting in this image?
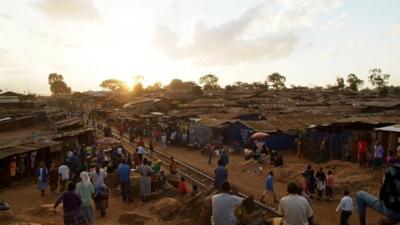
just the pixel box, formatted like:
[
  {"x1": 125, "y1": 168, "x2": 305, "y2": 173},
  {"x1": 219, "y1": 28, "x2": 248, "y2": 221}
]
[
  {"x1": 132, "y1": 83, "x2": 144, "y2": 96},
  {"x1": 336, "y1": 77, "x2": 345, "y2": 91},
  {"x1": 346, "y1": 73, "x2": 364, "y2": 91},
  {"x1": 167, "y1": 79, "x2": 183, "y2": 90},
  {"x1": 267, "y1": 73, "x2": 286, "y2": 89},
  {"x1": 189, "y1": 85, "x2": 203, "y2": 97},
  {"x1": 48, "y1": 73, "x2": 71, "y2": 96},
  {"x1": 145, "y1": 82, "x2": 163, "y2": 93},
  {"x1": 100, "y1": 79, "x2": 128, "y2": 92},
  {"x1": 199, "y1": 74, "x2": 220, "y2": 90},
  {"x1": 368, "y1": 68, "x2": 390, "y2": 90}
]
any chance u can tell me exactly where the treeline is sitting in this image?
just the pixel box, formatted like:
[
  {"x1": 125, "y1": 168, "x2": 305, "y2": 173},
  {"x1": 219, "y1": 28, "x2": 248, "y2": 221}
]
[{"x1": 46, "y1": 68, "x2": 399, "y2": 97}]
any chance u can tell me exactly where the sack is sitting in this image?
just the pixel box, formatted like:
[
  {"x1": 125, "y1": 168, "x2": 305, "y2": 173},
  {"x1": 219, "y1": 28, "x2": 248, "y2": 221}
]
[{"x1": 379, "y1": 163, "x2": 400, "y2": 213}]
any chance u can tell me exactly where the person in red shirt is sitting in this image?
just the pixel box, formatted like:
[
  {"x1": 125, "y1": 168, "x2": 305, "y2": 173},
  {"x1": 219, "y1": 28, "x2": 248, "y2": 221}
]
[
  {"x1": 358, "y1": 138, "x2": 367, "y2": 168},
  {"x1": 178, "y1": 176, "x2": 188, "y2": 194}
]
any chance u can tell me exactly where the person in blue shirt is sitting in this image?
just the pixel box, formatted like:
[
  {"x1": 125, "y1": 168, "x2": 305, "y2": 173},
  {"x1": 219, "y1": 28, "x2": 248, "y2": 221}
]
[
  {"x1": 214, "y1": 160, "x2": 228, "y2": 190},
  {"x1": 260, "y1": 171, "x2": 278, "y2": 203},
  {"x1": 117, "y1": 159, "x2": 132, "y2": 202}
]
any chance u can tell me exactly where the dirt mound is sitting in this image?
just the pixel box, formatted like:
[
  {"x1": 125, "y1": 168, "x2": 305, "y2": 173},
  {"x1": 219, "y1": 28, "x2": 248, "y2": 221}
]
[
  {"x1": 0, "y1": 210, "x2": 16, "y2": 222},
  {"x1": 118, "y1": 212, "x2": 149, "y2": 225},
  {"x1": 179, "y1": 188, "x2": 215, "y2": 225},
  {"x1": 27, "y1": 204, "x2": 62, "y2": 216},
  {"x1": 149, "y1": 198, "x2": 183, "y2": 221},
  {"x1": 274, "y1": 160, "x2": 382, "y2": 196}
]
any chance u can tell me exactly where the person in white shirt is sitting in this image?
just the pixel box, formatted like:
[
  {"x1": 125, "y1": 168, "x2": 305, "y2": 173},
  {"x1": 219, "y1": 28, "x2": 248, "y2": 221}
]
[
  {"x1": 137, "y1": 146, "x2": 145, "y2": 163},
  {"x1": 336, "y1": 190, "x2": 353, "y2": 225},
  {"x1": 212, "y1": 181, "x2": 243, "y2": 225},
  {"x1": 278, "y1": 183, "x2": 314, "y2": 225},
  {"x1": 58, "y1": 162, "x2": 70, "y2": 192},
  {"x1": 91, "y1": 165, "x2": 107, "y2": 189}
]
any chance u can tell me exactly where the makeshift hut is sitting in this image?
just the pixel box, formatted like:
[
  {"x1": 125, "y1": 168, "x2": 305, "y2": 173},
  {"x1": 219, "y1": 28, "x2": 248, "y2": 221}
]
[
  {"x1": 188, "y1": 118, "x2": 231, "y2": 148},
  {"x1": 375, "y1": 124, "x2": 400, "y2": 153}
]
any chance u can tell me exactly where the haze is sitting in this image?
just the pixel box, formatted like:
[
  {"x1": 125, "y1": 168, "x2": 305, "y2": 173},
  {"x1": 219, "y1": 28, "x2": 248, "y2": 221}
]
[{"x1": 0, "y1": 0, "x2": 399, "y2": 94}]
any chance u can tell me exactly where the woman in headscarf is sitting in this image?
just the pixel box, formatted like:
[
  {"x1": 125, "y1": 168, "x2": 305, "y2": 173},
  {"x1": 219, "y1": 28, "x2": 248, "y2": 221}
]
[
  {"x1": 36, "y1": 161, "x2": 48, "y2": 197},
  {"x1": 48, "y1": 162, "x2": 59, "y2": 194},
  {"x1": 137, "y1": 158, "x2": 153, "y2": 202},
  {"x1": 75, "y1": 171, "x2": 94, "y2": 224}
]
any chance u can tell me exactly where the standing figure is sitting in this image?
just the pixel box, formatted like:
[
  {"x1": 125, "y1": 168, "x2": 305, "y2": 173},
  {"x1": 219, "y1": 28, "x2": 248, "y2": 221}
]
[
  {"x1": 315, "y1": 167, "x2": 326, "y2": 200},
  {"x1": 54, "y1": 182, "x2": 85, "y2": 225},
  {"x1": 137, "y1": 159, "x2": 153, "y2": 202},
  {"x1": 169, "y1": 156, "x2": 177, "y2": 175},
  {"x1": 36, "y1": 162, "x2": 48, "y2": 197},
  {"x1": 178, "y1": 176, "x2": 188, "y2": 194},
  {"x1": 297, "y1": 138, "x2": 304, "y2": 159},
  {"x1": 117, "y1": 159, "x2": 132, "y2": 202},
  {"x1": 48, "y1": 163, "x2": 59, "y2": 194},
  {"x1": 211, "y1": 181, "x2": 243, "y2": 225},
  {"x1": 219, "y1": 150, "x2": 229, "y2": 167},
  {"x1": 58, "y1": 162, "x2": 70, "y2": 193},
  {"x1": 76, "y1": 172, "x2": 94, "y2": 224},
  {"x1": 214, "y1": 160, "x2": 228, "y2": 190},
  {"x1": 358, "y1": 137, "x2": 368, "y2": 168},
  {"x1": 373, "y1": 141, "x2": 384, "y2": 169},
  {"x1": 157, "y1": 171, "x2": 166, "y2": 193},
  {"x1": 336, "y1": 190, "x2": 353, "y2": 225},
  {"x1": 160, "y1": 133, "x2": 167, "y2": 150},
  {"x1": 325, "y1": 170, "x2": 334, "y2": 202},
  {"x1": 260, "y1": 171, "x2": 278, "y2": 203}
]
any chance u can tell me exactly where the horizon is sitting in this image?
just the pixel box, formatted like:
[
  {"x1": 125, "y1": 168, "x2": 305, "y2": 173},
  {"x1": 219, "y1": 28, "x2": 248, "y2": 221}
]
[{"x1": 1, "y1": 0, "x2": 399, "y2": 95}]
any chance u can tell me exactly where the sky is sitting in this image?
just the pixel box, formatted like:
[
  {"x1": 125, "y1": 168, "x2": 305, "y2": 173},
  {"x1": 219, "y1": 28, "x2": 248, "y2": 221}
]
[{"x1": 0, "y1": 0, "x2": 399, "y2": 95}]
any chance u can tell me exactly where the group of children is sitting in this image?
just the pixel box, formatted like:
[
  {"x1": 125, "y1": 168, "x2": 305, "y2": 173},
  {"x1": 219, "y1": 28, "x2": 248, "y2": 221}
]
[{"x1": 261, "y1": 167, "x2": 353, "y2": 225}]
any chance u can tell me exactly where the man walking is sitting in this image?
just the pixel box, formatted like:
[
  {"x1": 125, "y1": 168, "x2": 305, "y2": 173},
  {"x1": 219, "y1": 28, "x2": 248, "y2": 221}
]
[
  {"x1": 214, "y1": 160, "x2": 228, "y2": 190},
  {"x1": 278, "y1": 183, "x2": 314, "y2": 225},
  {"x1": 117, "y1": 159, "x2": 132, "y2": 202},
  {"x1": 211, "y1": 181, "x2": 243, "y2": 225},
  {"x1": 58, "y1": 162, "x2": 70, "y2": 192}
]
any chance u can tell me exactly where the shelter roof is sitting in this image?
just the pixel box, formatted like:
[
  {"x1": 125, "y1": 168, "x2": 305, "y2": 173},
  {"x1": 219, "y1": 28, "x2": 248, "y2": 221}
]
[
  {"x1": 375, "y1": 124, "x2": 400, "y2": 133},
  {"x1": 0, "y1": 139, "x2": 61, "y2": 159},
  {"x1": 335, "y1": 110, "x2": 400, "y2": 124}
]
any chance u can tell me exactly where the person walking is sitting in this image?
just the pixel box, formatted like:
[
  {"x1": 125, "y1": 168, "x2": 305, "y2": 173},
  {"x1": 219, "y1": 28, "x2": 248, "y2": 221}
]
[
  {"x1": 48, "y1": 162, "x2": 59, "y2": 194},
  {"x1": 157, "y1": 171, "x2": 166, "y2": 193},
  {"x1": 214, "y1": 160, "x2": 228, "y2": 190},
  {"x1": 219, "y1": 150, "x2": 229, "y2": 167},
  {"x1": 137, "y1": 159, "x2": 153, "y2": 202},
  {"x1": 169, "y1": 156, "x2": 177, "y2": 175},
  {"x1": 211, "y1": 181, "x2": 243, "y2": 225},
  {"x1": 117, "y1": 159, "x2": 132, "y2": 202},
  {"x1": 260, "y1": 171, "x2": 278, "y2": 203},
  {"x1": 178, "y1": 176, "x2": 188, "y2": 194},
  {"x1": 315, "y1": 167, "x2": 326, "y2": 200},
  {"x1": 373, "y1": 140, "x2": 384, "y2": 169},
  {"x1": 297, "y1": 138, "x2": 304, "y2": 159},
  {"x1": 160, "y1": 133, "x2": 167, "y2": 150},
  {"x1": 58, "y1": 162, "x2": 70, "y2": 192},
  {"x1": 325, "y1": 170, "x2": 334, "y2": 202},
  {"x1": 278, "y1": 183, "x2": 314, "y2": 225},
  {"x1": 208, "y1": 143, "x2": 215, "y2": 165},
  {"x1": 76, "y1": 172, "x2": 94, "y2": 224},
  {"x1": 357, "y1": 137, "x2": 367, "y2": 168},
  {"x1": 336, "y1": 190, "x2": 353, "y2": 225},
  {"x1": 136, "y1": 145, "x2": 145, "y2": 164},
  {"x1": 54, "y1": 182, "x2": 86, "y2": 225},
  {"x1": 36, "y1": 161, "x2": 48, "y2": 197}
]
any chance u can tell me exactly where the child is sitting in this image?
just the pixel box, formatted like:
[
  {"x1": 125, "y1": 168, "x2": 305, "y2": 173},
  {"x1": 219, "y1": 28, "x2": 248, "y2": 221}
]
[
  {"x1": 336, "y1": 190, "x2": 352, "y2": 225},
  {"x1": 157, "y1": 171, "x2": 166, "y2": 193},
  {"x1": 178, "y1": 176, "x2": 188, "y2": 194},
  {"x1": 315, "y1": 167, "x2": 326, "y2": 200},
  {"x1": 325, "y1": 170, "x2": 334, "y2": 202},
  {"x1": 191, "y1": 184, "x2": 199, "y2": 196},
  {"x1": 260, "y1": 171, "x2": 278, "y2": 203}
]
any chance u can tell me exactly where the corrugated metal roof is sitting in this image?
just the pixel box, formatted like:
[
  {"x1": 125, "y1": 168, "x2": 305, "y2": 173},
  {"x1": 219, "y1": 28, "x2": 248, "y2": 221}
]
[
  {"x1": 0, "y1": 140, "x2": 61, "y2": 159},
  {"x1": 375, "y1": 124, "x2": 400, "y2": 133},
  {"x1": 335, "y1": 110, "x2": 400, "y2": 124}
]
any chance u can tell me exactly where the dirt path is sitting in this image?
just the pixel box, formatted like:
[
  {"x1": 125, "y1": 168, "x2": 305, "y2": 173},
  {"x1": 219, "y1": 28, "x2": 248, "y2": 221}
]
[{"x1": 146, "y1": 143, "x2": 383, "y2": 225}]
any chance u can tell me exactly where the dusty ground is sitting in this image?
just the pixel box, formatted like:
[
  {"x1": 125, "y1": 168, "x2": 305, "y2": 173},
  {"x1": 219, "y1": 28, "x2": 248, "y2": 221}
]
[{"x1": 145, "y1": 142, "x2": 384, "y2": 225}]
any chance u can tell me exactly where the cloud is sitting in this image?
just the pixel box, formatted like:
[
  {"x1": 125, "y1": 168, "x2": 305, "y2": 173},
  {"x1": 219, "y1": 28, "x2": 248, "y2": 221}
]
[
  {"x1": 390, "y1": 22, "x2": 400, "y2": 36},
  {"x1": 153, "y1": 0, "x2": 343, "y2": 65},
  {"x1": 34, "y1": 0, "x2": 100, "y2": 22},
  {"x1": 321, "y1": 14, "x2": 347, "y2": 30},
  {"x1": 0, "y1": 13, "x2": 12, "y2": 20}
]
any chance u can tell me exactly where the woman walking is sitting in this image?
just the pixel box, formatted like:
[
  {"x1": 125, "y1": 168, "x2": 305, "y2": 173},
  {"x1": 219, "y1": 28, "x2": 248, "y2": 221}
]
[
  {"x1": 48, "y1": 162, "x2": 59, "y2": 194},
  {"x1": 36, "y1": 161, "x2": 48, "y2": 197},
  {"x1": 76, "y1": 171, "x2": 94, "y2": 224}
]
